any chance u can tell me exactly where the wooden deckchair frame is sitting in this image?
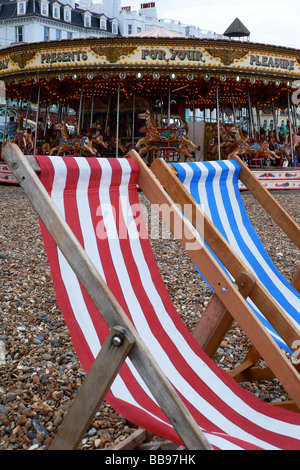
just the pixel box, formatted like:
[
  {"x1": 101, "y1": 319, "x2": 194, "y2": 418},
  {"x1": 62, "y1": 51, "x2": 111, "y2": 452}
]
[
  {"x1": 2, "y1": 144, "x2": 300, "y2": 451},
  {"x1": 150, "y1": 156, "x2": 300, "y2": 405}
]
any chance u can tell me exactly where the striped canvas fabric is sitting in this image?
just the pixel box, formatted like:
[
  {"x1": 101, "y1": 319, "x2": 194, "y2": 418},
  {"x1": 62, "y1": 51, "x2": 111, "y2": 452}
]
[
  {"x1": 171, "y1": 160, "x2": 300, "y2": 354},
  {"x1": 35, "y1": 155, "x2": 300, "y2": 450}
]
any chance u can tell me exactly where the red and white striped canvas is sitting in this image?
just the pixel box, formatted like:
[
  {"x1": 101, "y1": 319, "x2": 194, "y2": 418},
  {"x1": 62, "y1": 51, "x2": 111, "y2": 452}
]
[{"x1": 35, "y1": 155, "x2": 300, "y2": 450}]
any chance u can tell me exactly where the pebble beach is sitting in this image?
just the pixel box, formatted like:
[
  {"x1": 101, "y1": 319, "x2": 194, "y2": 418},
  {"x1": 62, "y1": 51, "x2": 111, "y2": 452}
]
[{"x1": 0, "y1": 183, "x2": 299, "y2": 450}]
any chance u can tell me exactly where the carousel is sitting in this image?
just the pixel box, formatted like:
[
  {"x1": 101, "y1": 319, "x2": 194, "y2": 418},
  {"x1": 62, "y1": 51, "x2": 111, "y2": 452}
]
[{"x1": 1, "y1": 33, "x2": 300, "y2": 189}]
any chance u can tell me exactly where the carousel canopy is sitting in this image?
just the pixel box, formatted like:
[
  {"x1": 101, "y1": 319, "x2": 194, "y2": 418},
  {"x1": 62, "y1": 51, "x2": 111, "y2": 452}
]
[{"x1": 0, "y1": 36, "x2": 299, "y2": 114}]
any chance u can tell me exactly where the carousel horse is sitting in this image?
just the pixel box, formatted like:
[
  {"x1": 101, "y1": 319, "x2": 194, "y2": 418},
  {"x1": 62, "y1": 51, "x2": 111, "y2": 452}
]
[
  {"x1": 8, "y1": 115, "x2": 45, "y2": 155},
  {"x1": 228, "y1": 125, "x2": 253, "y2": 158},
  {"x1": 16, "y1": 114, "x2": 24, "y2": 131},
  {"x1": 245, "y1": 140, "x2": 281, "y2": 165},
  {"x1": 212, "y1": 122, "x2": 252, "y2": 159},
  {"x1": 22, "y1": 128, "x2": 34, "y2": 155},
  {"x1": 82, "y1": 135, "x2": 99, "y2": 156},
  {"x1": 290, "y1": 123, "x2": 300, "y2": 151},
  {"x1": 91, "y1": 123, "x2": 108, "y2": 151},
  {"x1": 111, "y1": 136, "x2": 127, "y2": 154},
  {"x1": 93, "y1": 133, "x2": 108, "y2": 149},
  {"x1": 136, "y1": 110, "x2": 199, "y2": 160},
  {"x1": 41, "y1": 124, "x2": 58, "y2": 155},
  {"x1": 293, "y1": 133, "x2": 300, "y2": 151},
  {"x1": 211, "y1": 122, "x2": 237, "y2": 156},
  {"x1": 6, "y1": 114, "x2": 25, "y2": 148},
  {"x1": 50, "y1": 121, "x2": 97, "y2": 156},
  {"x1": 42, "y1": 138, "x2": 53, "y2": 156}
]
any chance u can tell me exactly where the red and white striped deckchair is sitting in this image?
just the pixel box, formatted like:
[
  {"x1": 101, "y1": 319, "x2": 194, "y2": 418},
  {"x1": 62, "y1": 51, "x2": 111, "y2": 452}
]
[{"x1": 2, "y1": 143, "x2": 300, "y2": 451}]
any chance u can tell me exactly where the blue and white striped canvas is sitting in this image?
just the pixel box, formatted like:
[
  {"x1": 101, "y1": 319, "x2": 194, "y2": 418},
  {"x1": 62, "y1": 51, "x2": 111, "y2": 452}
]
[{"x1": 171, "y1": 160, "x2": 300, "y2": 353}]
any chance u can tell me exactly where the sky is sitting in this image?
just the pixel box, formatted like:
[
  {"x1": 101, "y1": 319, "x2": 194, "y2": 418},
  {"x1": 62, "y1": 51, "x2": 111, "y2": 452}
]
[{"x1": 121, "y1": 0, "x2": 300, "y2": 49}]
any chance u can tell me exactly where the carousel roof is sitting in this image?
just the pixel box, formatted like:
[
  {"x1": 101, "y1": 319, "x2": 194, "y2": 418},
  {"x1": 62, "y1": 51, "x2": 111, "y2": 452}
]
[{"x1": 128, "y1": 26, "x2": 185, "y2": 38}]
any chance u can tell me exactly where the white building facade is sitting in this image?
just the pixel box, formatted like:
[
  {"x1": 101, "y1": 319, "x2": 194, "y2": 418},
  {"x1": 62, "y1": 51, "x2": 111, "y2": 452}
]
[
  {"x1": 0, "y1": 0, "x2": 119, "y2": 48},
  {"x1": 0, "y1": 0, "x2": 224, "y2": 49},
  {"x1": 118, "y1": 2, "x2": 224, "y2": 39},
  {"x1": 86, "y1": 0, "x2": 224, "y2": 39}
]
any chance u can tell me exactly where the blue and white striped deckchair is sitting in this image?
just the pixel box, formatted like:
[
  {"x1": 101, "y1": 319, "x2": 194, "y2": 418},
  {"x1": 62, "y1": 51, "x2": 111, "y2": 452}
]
[{"x1": 166, "y1": 159, "x2": 300, "y2": 355}]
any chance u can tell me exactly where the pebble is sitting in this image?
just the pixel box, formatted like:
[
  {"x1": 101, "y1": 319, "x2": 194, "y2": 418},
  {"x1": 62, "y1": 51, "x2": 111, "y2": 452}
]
[
  {"x1": 0, "y1": 185, "x2": 299, "y2": 450},
  {"x1": 0, "y1": 405, "x2": 8, "y2": 416}
]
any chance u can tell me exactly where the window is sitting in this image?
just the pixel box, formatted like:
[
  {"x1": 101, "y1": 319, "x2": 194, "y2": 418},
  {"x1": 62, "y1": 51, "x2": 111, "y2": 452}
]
[
  {"x1": 56, "y1": 29, "x2": 61, "y2": 40},
  {"x1": 53, "y1": 5, "x2": 59, "y2": 18},
  {"x1": 64, "y1": 7, "x2": 71, "y2": 22},
  {"x1": 41, "y1": 1, "x2": 48, "y2": 16},
  {"x1": 15, "y1": 26, "x2": 24, "y2": 42},
  {"x1": 67, "y1": 32, "x2": 72, "y2": 39},
  {"x1": 84, "y1": 14, "x2": 91, "y2": 27},
  {"x1": 112, "y1": 22, "x2": 118, "y2": 34},
  {"x1": 100, "y1": 18, "x2": 106, "y2": 30},
  {"x1": 17, "y1": 2, "x2": 25, "y2": 15},
  {"x1": 127, "y1": 24, "x2": 132, "y2": 35},
  {"x1": 44, "y1": 26, "x2": 50, "y2": 41}
]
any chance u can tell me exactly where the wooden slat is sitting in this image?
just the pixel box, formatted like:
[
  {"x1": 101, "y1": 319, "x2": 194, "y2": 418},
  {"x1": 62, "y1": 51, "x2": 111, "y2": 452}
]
[
  {"x1": 231, "y1": 365, "x2": 277, "y2": 383},
  {"x1": 292, "y1": 267, "x2": 300, "y2": 293},
  {"x1": 51, "y1": 326, "x2": 135, "y2": 450},
  {"x1": 137, "y1": 441, "x2": 185, "y2": 450},
  {"x1": 2, "y1": 143, "x2": 212, "y2": 451},
  {"x1": 228, "y1": 346, "x2": 261, "y2": 381},
  {"x1": 271, "y1": 401, "x2": 299, "y2": 413},
  {"x1": 192, "y1": 294, "x2": 228, "y2": 352},
  {"x1": 111, "y1": 428, "x2": 148, "y2": 451},
  {"x1": 193, "y1": 272, "x2": 256, "y2": 357}
]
